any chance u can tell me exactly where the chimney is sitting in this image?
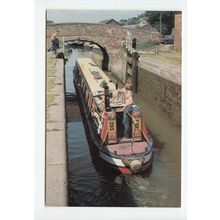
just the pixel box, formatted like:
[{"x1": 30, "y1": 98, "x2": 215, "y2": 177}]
[{"x1": 104, "y1": 84, "x2": 110, "y2": 111}]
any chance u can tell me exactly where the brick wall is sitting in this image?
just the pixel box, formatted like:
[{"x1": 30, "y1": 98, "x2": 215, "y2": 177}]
[
  {"x1": 137, "y1": 66, "x2": 181, "y2": 126},
  {"x1": 174, "y1": 12, "x2": 182, "y2": 49},
  {"x1": 47, "y1": 23, "x2": 160, "y2": 44}
]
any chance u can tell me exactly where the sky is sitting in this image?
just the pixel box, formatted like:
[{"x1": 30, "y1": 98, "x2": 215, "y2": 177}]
[{"x1": 47, "y1": 10, "x2": 145, "y2": 23}]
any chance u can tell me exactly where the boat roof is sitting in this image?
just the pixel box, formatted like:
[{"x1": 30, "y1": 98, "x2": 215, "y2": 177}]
[{"x1": 76, "y1": 58, "x2": 116, "y2": 96}]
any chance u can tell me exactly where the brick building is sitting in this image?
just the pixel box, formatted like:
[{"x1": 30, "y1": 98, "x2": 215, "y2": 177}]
[{"x1": 174, "y1": 12, "x2": 182, "y2": 49}]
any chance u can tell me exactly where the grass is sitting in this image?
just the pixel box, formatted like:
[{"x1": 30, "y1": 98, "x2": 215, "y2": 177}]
[
  {"x1": 47, "y1": 128, "x2": 61, "y2": 132},
  {"x1": 136, "y1": 41, "x2": 160, "y2": 51},
  {"x1": 137, "y1": 41, "x2": 181, "y2": 66},
  {"x1": 146, "y1": 49, "x2": 181, "y2": 66},
  {"x1": 46, "y1": 98, "x2": 58, "y2": 123},
  {"x1": 47, "y1": 68, "x2": 56, "y2": 77},
  {"x1": 47, "y1": 77, "x2": 56, "y2": 90},
  {"x1": 46, "y1": 56, "x2": 61, "y2": 124},
  {"x1": 47, "y1": 93, "x2": 55, "y2": 108}
]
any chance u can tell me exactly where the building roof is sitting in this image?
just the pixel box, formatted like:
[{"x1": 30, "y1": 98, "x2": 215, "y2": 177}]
[
  {"x1": 76, "y1": 58, "x2": 116, "y2": 95},
  {"x1": 99, "y1": 19, "x2": 121, "y2": 25}
]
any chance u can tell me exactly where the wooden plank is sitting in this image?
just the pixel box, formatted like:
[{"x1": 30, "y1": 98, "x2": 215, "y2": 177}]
[
  {"x1": 126, "y1": 57, "x2": 133, "y2": 65},
  {"x1": 127, "y1": 65, "x2": 133, "y2": 76},
  {"x1": 132, "y1": 52, "x2": 139, "y2": 94}
]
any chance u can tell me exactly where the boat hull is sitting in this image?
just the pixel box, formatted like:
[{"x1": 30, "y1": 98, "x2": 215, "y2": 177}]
[
  {"x1": 99, "y1": 149, "x2": 153, "y2": 174},
  {"x1": 73, "y1": 72, "x2": 153, "y2": 174}
]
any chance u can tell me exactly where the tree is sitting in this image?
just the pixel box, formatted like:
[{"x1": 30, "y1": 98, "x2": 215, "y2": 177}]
[
  {"x1": 119, "y1": 11, "x2": 175, "y2": 34},
  {"x1": 119, "y1": 19, "x2": 127, "y2": 25},
  {"x1": 144, "y1": 11, "x2": 175, "y2": 35},
  {"x1": 127, "y1": 17, "x2": 139, "y2": 25}
]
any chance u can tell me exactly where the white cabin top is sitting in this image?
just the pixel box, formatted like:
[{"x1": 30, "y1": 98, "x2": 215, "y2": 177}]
[{"x1": 76, "y1": 58, "x2": 116, "y2": 96}]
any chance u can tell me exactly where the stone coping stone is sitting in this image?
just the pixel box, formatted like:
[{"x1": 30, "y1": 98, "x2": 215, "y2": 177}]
[
  {"x1": 46, "y1": 54, "x2": 67, "y2": 206},
  {"x1": 46, "y1": 164, "x2": 68, "y2": 206},
  {"x1": 46, "y1": 130, "x2": 66, "y2": 164}
]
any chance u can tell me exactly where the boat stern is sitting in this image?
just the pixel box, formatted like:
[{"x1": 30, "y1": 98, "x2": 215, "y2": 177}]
[{"x1": 100, "y1": 140, "x2": 153, "y2": 174}]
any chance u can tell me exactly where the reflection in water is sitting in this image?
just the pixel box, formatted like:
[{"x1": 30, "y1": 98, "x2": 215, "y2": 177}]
[
  {"x1": 67, "y1": 96, "x2": 136, "y2": 206},
  {"x1": 67, "y1": 119, "x2": 136, "y2": 206},
  {"x1": 66, "y1": 48, "x2": 181, "y2": 207}
]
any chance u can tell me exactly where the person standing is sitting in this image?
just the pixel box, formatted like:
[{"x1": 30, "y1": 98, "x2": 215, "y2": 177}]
[
  {"x1": 122, "y1": 82, "x2": 133, "y2": 139},
  {"x1": 48, "y1": 31, "x2": 59, "y2": 53}
]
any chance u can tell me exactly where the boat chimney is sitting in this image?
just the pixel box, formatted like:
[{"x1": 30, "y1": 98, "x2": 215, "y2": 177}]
[{"x1": 104, "y1": 83, "x2": 110, "y2": 112}]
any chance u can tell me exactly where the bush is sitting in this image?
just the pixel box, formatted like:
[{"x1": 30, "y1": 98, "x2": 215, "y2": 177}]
[{"x1": 136, "y1": 41, "x2": 160, "y2": 50}]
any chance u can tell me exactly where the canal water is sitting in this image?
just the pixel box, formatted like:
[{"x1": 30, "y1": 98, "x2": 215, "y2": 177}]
[{"x1": 65, "y1": 48, "x2": 181, "y2": 207}]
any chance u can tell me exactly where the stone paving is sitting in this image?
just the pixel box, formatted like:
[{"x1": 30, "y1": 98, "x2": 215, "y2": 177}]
[
  {"x1": 139, "y1": 56, "x2": 181, "y2": 85},
  {"x1": 46, "y1": 53, "x2": 68, "y2": 206}
]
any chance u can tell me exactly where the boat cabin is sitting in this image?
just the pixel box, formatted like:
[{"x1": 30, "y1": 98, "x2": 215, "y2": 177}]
[{"x1": 75, "y1": 58, "x2": 148, "y2": 145}]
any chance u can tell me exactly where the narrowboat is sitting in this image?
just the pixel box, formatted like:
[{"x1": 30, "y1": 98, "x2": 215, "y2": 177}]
[{"x1": 73, "y1": 58, "x2": 153, "y2": 174}]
